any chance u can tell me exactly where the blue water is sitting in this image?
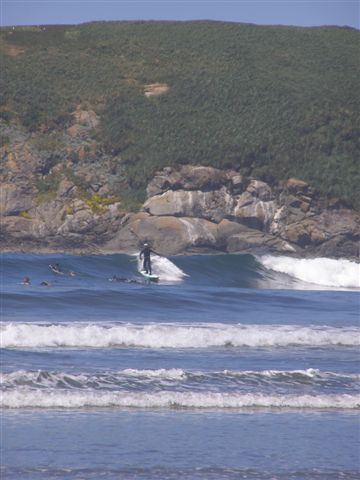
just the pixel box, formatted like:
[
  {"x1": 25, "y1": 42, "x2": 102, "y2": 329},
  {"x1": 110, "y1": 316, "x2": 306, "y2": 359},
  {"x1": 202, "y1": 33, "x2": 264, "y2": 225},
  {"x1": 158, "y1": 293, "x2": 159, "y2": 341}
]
[{"x1": 1, "y1": 253, "x2": 359, "y2": 479}]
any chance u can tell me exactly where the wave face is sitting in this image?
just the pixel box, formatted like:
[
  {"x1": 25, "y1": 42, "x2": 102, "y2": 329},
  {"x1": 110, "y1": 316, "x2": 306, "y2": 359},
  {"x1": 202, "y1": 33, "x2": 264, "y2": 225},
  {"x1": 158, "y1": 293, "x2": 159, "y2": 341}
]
[
  {"x1": 2, "y1": 322, "x2": 359, "y2": 349},
  {"x1": 2, "y1": 253, "x2": 359, "y2": 292}
]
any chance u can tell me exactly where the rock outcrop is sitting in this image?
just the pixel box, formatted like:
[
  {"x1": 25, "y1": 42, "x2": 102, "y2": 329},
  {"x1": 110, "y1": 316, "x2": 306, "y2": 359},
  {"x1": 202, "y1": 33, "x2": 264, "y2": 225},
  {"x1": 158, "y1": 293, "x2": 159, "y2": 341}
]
[
  {"x1": 1, "y1": 150, "x2": 359, "y2": 258},
  {"x1": 105, "y1": 166, "x2": 360, "y2": 258}
]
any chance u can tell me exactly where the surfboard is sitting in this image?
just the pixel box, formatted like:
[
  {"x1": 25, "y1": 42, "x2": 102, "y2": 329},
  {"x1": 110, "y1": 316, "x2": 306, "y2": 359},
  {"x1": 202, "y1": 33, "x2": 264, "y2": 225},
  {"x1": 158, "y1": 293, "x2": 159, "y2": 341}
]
[
  {"x1": 139, "y1": 270, "x2": 159, "y2": 282},
  {"x1": 49, "y1": 264, "x2": 64, "y2": 275}
]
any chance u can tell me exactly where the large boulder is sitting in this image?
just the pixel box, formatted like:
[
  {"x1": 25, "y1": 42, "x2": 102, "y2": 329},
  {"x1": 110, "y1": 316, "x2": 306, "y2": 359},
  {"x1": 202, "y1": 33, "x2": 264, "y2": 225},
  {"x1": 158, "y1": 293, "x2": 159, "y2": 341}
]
[
  {"x1": 215, "y1": 219, "x2": 291, "y2": 253},
  {"x1": 104, "y1": 214, "x2": 219, "y2": 255},
  {"x1": 277, "y1": 208, "x2": 360, "y2": 250},
  {"x1": 232, "y1": 180, "x2": 277, "y2": 230},
  {"x1": 246, "y1": 179, "x2": 274, "y2": 201},
  {"x1": 143, "y1": 187, "x2": 234, "y2": 223},
  {"x1": 0, "y1": 216, "x2": 35, "y2": 238},
  {"x1": 130, "y1": 215, "x2": 218, "y2": 255},
  {"x1": 0, "y1": 183, "x2": 35, "y2": 215},
  {"x1": 216, "y1": 219, "x2": 250, "y2": 249},
  {"x1": 146, "y1": 165, "x2": 229, "y2": 197},
  {"x1": 316, "y1": 235, "x2": 359, "y2": 258},
  {"x1": 227, "y1": 229, "x2": 296, "y2": 254},
  {"x1": 233, "y1": 197, "x2": 277, "y2": 230}
]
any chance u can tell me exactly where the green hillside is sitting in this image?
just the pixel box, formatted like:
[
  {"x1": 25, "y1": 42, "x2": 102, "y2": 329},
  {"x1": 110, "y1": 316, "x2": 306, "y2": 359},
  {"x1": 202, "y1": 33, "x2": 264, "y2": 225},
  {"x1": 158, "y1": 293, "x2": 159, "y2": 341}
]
[{"x1": 1, "y1": 21, "x2": 359, "y2": 205}]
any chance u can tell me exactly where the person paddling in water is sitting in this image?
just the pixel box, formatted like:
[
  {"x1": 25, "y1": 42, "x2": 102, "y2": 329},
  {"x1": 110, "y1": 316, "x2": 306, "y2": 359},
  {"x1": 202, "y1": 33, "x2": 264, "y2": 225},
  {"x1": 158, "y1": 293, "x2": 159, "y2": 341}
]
[
  {"x1": 139, "y1": 242, "x2": 158, "y2": 275},
  {"x1": 49, "y1": 263, "x2": 63, "y2": 274}
]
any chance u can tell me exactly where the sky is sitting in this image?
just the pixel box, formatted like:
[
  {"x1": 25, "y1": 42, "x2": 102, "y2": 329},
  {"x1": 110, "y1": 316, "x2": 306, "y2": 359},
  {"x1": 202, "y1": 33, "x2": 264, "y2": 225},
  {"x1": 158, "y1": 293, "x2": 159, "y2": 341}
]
[{"x1": 0, "y1": 0, "x2": 359, "y2": 29}]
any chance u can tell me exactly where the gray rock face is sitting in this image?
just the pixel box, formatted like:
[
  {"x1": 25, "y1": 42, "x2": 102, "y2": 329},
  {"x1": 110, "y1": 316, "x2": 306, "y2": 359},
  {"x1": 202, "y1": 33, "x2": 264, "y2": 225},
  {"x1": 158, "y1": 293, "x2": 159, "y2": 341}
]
[
  {"x1": 247, "y1": 180, "x2": 274, "y2": 201},
  {"x1": 233, "y1": 195, "x2": 277, "y2": 230},
  {"x1": 143, "y1": 187, "x2": 234, "y2": 223},
  {"x1": 0, "y1": 183, "x2": 35, "y2": 215},
  {"x1": 135, "y1": 216, "x2": 218, "y2": 254},
  {"x1": 231, "y1": 180, "x2": 277, "y2": 229},
  {"x1": 146, "y1": 165, "x2": 229, "y2": 197},
  {"x1": 126, "y1": 165, "x2": 359, "y2": 257},
  {"x1": 145, "y1": 170, "x2": 277, "y2": 231},
  {"x1": 1, "y1": 157, "x2": 359, "y2": 258}
]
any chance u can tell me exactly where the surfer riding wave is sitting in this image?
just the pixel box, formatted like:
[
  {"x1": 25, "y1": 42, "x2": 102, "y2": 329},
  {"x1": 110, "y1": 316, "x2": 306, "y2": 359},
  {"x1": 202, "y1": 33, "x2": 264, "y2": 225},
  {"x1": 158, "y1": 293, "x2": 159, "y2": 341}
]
[{"x1": 139, "y1": 242, "x2": 159, "y2": 275}]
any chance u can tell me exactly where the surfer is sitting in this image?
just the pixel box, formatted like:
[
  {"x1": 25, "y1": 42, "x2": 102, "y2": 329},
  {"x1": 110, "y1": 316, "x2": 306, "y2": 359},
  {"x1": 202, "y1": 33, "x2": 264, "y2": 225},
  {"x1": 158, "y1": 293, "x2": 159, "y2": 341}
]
[
  {"x1": 110, "y1": 275, "x2": 141, "y2": 284},
  {"x1": 22, "y1": 276, "x2": 31, "y2": 285},
  {"x1": 110, "y1": 275, "x2": 125, "y2": 282},
  {"x1": 49, "y1": 263, "x2": 63, "y2": 274},
  {"x1": 139, "y1": 242, "x2": 158, "y2": 275}
]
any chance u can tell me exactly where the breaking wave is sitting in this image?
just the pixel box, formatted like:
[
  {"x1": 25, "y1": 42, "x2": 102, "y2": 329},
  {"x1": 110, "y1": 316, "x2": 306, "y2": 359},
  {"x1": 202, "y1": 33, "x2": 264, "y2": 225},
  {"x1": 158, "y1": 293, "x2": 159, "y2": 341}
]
[
  {"x1": 2, "y1": 252, "x2": 359, "y2": 291},
  {"x1": 2, "y1": 368, "x2": 358, "y2": 390},
  {"x1": 259, "y1": 256, "x2": 360, "y2": 289},
  {"x1": 2, "y1": 322, "x2": 359, "y2": 349},
  {"x1": 2, "y1": 390, "x2": 359, "y2": 410},
  {"x1": 136, "y1": 254, "x2": 188, "y2": 282}
]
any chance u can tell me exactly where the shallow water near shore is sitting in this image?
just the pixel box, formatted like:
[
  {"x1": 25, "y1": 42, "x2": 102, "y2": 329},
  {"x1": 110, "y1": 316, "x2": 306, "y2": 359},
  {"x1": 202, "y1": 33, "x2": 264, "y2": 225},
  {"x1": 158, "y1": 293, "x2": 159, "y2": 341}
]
[{"x1": 1, "y1": 253, "x2": 359, "y2": 479}]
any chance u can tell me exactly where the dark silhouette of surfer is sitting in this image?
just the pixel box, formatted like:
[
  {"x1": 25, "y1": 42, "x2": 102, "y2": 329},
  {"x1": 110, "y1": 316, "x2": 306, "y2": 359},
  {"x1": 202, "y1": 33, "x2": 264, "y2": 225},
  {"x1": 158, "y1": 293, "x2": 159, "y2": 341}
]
[
  {"x1": 49, "y1": 264, "x2": 76, "y2": 276},
  {"x1": 49, "y1": 263, "x2": 63, "y2": 274},
  {"x1": 139, "y1": 242, "x2": 158, "y2": 275},
  {"x1": 110, "y1": 275, "x2": 140, "y2": 284}
]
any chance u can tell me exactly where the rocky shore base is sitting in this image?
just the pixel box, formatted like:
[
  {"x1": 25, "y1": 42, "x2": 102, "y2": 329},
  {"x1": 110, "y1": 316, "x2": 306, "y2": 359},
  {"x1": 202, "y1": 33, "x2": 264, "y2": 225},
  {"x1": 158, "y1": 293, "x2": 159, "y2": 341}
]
[{"x1": 2, "y1": 164, "x2": 359, "y2": 259}]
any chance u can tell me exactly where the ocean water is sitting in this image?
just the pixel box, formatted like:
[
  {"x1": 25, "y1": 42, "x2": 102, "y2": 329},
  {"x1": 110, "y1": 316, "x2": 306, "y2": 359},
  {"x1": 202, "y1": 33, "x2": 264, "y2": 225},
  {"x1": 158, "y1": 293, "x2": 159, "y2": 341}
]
[{"x1": 1, "y1": 253, "x2": 359, "y2": 480}]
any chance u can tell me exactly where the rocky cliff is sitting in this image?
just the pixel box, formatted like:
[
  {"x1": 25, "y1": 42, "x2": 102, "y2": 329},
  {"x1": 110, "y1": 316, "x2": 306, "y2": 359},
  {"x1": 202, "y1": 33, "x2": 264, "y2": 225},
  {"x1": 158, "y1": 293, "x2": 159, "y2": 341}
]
[
  {"x1": 105, "y1": 166, "x2": 360, "y2": 258},
  {"x1": 0, "y1": 110, "x2": 126, "y2": 252},
  {"x1": 2, "y1": 137, "x2": 358, "y2": 259}
]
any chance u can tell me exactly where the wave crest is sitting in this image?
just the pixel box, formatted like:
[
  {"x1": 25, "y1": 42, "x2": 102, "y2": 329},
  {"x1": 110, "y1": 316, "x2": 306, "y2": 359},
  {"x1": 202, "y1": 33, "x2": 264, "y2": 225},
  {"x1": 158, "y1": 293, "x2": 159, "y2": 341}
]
[
  {"x1": 2, "y1": 322, "x2": 359, "y2": 349},
  {"x1": 2, "y1": 368, "x2": 358, "y2": 389},
  {"x1": 2, "y1": 390, "x2": 359, "y2": 410},
  {"x1": 260, "y1": 256, "x2": 360, "y2": 288}
]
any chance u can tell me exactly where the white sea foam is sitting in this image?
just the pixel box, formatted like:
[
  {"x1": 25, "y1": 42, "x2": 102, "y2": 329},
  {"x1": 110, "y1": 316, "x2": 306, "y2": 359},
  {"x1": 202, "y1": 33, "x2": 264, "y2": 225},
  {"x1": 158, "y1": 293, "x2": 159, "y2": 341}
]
[
  {"x1": 136, "y1": 254, "x2": 188, "y2": 282},
  {"x1": 2, "y1": 322, "x2": 359, "y2": 349},
  {"x1": 260, "y1": 255, "x2": 360, "y2": 288},
  {"x1": 122, "y1": 368, "x2": 186, "y2": 379},
  {"x1": 222, "y1": 369, "x2": 360, "y2": 383},
  {"x1": 2, "y1": 368, "x2": 358, "y2": 388},
  {"x1": 0, "y1": 370, "x2": 88, "y2": 388},
  {"x1": 223, "y1": 368, "x2": 322, "y2": 379},
  {"x1": 2, "y1": 390, "x2": 359, "y2": 409},
  {"x1": 0, "y1": 368, "x2": 187, "y2": 388}
]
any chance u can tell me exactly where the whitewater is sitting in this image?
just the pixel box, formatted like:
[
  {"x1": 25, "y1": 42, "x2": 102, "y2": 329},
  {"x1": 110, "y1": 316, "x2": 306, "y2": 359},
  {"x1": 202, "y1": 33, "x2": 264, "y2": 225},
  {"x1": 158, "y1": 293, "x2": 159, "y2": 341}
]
[
  {"x1": 260, "y1": 255, "x2": 360, "y2": 288},
  {"x1": 2, "y1": 322, "x2": 359, "y2": 348},
  {"x1": 1, "y1": 252, "x2": 359, "y2": 480}
]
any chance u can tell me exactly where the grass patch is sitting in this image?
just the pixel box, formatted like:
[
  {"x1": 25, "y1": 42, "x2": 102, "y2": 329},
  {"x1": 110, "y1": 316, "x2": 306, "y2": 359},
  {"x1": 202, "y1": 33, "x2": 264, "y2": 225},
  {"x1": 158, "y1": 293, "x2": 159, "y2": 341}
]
[
  {"x1": 19, "y1": 210, "x2": 32, "y2": 219},
  {"x1": 1, "y1": 21, "x2": 359, "y2": 206},
  {"x1": 118, "y1": 188, "x2": 145, "y2": 212},
  {"x1": 34, "y1": 191, "x2": 58, "y2": 205},
  {"x1": 81, "y1": 193, "x2": 121, "y2": 213},
  {"x1": 36, "y1": 171, "x2": 61, "y2": 193}
]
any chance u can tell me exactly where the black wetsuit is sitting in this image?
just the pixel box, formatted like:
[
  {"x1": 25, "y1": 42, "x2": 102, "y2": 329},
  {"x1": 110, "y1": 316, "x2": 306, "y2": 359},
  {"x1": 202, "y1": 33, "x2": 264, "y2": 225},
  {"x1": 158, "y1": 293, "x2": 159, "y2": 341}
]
[{"x1": 140, "y1": 246, "x2": 155, "y2": 274}]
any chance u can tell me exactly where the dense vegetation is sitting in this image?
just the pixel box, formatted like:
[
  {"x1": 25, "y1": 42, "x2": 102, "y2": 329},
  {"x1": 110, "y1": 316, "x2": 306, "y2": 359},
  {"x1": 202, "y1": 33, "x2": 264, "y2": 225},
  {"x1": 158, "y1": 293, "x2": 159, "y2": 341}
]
[{"x1": 1, "y1": 21, "x2": 359, "y2": 206}]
